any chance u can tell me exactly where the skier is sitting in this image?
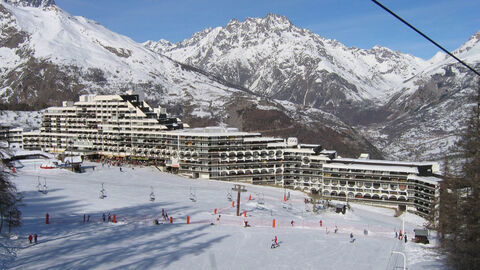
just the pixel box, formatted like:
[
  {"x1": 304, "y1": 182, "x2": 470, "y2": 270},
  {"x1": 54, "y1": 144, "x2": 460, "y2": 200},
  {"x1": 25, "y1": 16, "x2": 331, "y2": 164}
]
[
  {"x1": 291, "y1": 220, "x2": 294, "y2": 227},
  {"x1": 28, "y1": 234, "x2": 33, "y2": 244},
  {"x1": 334, "y1": 226, "x2": 338, "y2": 234},
  {"x1": 274, "y1": 236, "x2": 278, "y2": 246},
  {"x1": 350, "y1": 233, "x2": 353, "y2": 239},
  {"x1": 34, "y1": 233, "x2": 38, "y2": 244},
  {"x1": 395, "y1": 231, "x2": 398, "y2": 238},
  {"x1": 108, "y1": 213, "x2": 111, "y2": 222},
  {"x1": 216, "y1": 215, "x2": 221, "y2": 222},
  {"x1": 319, "y1": 220, "x2": 323, "y2": 227},
  {"x1": 102, "y1": 213, "x2": 106, "y2": 222},
  {"x1": 83, "y1": 214, "x2": 86, "y2": 223},
  {"x1": 404, "y1": 234, "x2": 408, "y2": 243},
  {"x1": 87, "y1": 215, "x2": 90, "y2": 222}
]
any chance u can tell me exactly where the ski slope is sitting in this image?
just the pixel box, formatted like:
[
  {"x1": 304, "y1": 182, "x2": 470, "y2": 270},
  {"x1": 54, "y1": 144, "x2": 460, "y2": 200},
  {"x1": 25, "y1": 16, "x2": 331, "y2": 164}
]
[{"x1": 2, "y1": 160, "x2": 446, "y2": 269}]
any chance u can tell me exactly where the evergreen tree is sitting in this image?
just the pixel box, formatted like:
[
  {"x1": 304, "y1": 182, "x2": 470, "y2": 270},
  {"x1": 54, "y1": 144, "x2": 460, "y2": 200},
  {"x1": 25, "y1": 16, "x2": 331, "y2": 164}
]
[
  {"x1": 0, "y1": 167, "x2": 22, "y2": 235},
  {"x1": 440, "y1": 82, "x2": 480, "y2": 269}
]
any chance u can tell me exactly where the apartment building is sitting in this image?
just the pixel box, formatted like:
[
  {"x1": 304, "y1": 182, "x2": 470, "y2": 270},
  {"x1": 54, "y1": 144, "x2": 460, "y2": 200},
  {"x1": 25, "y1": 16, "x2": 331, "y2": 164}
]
[{"x1": 17, "y1": 94, "x2": 441, "y2": 217}]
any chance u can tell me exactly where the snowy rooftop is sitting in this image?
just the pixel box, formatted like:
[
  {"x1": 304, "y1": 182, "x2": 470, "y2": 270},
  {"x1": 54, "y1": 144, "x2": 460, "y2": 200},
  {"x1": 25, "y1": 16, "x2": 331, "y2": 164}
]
[
  {"x1": 323, "y1": 162, "x2": 419, "y2": 174},
  {"x1": 165, "y1": 127, "x2": 261, "y2": 137},
  {"x1": 333, "y1": 158, "x2": 437, "y2": 167}
]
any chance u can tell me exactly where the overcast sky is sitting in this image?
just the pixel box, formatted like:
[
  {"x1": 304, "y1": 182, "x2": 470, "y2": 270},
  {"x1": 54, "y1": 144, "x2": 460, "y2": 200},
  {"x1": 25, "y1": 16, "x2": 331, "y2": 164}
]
[{"x1": 56, "y1": 0, "x2": 480, "y2": 60}]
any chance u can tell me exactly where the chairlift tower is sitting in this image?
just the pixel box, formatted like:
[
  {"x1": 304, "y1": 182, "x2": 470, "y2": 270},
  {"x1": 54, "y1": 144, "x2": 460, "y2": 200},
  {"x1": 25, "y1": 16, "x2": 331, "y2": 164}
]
[{"x1": 232, "y1": 184, "x2": 247, "y2": 216}]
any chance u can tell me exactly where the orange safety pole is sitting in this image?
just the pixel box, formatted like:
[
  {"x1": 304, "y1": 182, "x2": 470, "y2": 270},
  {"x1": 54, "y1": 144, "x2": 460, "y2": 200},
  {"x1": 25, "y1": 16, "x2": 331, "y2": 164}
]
[
  {"x1": 170, "y1": 217, "x2": 173, "y2": 223},
  {"x1": 12, "y1": 167, "x2": 16, "y2": 173},
  {"x1": 249, "y1": 194, "x2": 252, "y2": 200},
  {"x1": 113, "y1": 214, "x2": 116, "y2": 223},
  {"x1": 187, "y1": 216, "x2": 190, "y2": 224},
  {"x1": 284, "y1": 194, "x2": 287, "y2": 202},
  {"x1": 273, "y1": 219, "x2": 275, "y2": 228},
  {"x1": 244, "y1": 210, "x2": 247, "y2": 217},
  {"x1": 232, "y1": 201, "x2": 235, "y2": 207},
  {"x1": 214, "y1": 208, "x2": 217, "y2": 214}
]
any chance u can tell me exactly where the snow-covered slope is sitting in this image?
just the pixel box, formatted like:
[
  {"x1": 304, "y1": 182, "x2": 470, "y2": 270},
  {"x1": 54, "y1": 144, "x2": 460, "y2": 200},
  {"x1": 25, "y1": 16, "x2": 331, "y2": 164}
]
[{"x1": 2, "y1": 160, "x2": 445, "y2": 269}]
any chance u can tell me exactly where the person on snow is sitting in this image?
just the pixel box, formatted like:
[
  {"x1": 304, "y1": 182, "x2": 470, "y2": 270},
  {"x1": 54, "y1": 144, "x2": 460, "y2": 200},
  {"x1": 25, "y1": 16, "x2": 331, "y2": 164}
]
[
  {"x1": 108, "y1": 213, "x2": 111, "y2": 222},
  {"x1": 34, "y1": 233, "x2": 38, "y2": 244},
  {"x1": 350, "y1": 233, "x2": 353, "y2": 239},
  {"x1": 274, "y1": 236, "x2": 278, "y2": 246},
  {"x1": 404, "y1": 234, "x2": 408, "y2": 243},
  {"x1": 102, "y1": 213, "x2": 106, "y2": 222},
  {"x1": 87, "y1": 215, "x2": 90, "y2": 222},
  {"x1": 291, "y1": 220, "x2": 294, "y2": 227},
  {"x1": 28, "y1": 234, "x2": 33, "y2": 244},
  {"x1": 334, "y1": 226, "x2": 338, "y2": 234}
]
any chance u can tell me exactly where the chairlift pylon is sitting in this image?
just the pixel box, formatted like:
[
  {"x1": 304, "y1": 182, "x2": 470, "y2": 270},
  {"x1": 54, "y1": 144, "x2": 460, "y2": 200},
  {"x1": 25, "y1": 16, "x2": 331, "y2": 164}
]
[{"x1": 99, "y1": 183, "x2": 106, "y2": 199}]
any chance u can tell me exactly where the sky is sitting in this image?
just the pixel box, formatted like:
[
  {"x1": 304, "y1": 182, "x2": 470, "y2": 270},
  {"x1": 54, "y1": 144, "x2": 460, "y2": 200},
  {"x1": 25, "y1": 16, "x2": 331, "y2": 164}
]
[{"x1": 55, "y1": 0, "x2": 480, "y2": 60}]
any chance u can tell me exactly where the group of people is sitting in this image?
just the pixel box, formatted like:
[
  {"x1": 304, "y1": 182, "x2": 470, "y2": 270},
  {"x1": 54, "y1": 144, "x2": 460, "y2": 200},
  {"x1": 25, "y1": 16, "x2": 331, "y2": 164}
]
[
  {"x1": 28, "y1": 234, "x2": 38, "y2": 244},
  {"x1": 102, "y1": 213, "x2": 116, "y2": 223},
  {"x1": 83, "y1": 214, "x2": 91, "y2": 223},
  {"x1": 395, "y1": 230, "x2": 408, "y2": 243}
]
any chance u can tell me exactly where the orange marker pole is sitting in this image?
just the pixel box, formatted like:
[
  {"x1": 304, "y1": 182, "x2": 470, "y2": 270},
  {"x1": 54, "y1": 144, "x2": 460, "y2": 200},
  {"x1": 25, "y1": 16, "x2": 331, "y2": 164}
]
[
  {"x1": 113, "y1": 214, "x2": 116, "y2": 223},
  {"x1": 232, "y1": 201, "x2": 235, "y2": 207},
  {"x1": 244, "y1": 210, "x2": 247, "y2": 217},
  {"x1": 273, "y1": 219, "x2": 275, "y2": 228},
  {"x1": 187, "y1": 216, "x2": 190, "y2": 224},
  {"x1": 214, "y1": 208, "x2": 217, "y2": 214},
  {"x1": 249, "y1": 194, "x2": 252, "y2": 200},
  {"x1": 170, "y1": 217, "x2": 173, "y2": 223}
]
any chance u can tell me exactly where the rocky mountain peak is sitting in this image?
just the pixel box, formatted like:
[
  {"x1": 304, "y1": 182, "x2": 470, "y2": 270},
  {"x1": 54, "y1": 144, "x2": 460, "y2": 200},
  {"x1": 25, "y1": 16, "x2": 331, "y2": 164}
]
[
  {"x1": 225, "y1": 13, "x2": 293, "y2": 33},
  {"x1": 3, "y1": 0, "x2": 55, "y2": 8}
]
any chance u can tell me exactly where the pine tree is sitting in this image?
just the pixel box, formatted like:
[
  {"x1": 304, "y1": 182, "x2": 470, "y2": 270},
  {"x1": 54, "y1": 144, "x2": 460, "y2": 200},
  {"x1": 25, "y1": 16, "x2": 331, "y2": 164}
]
[
  {"x1": 440, "y1": 82, "x2": 480, "y2": 269},
  {"x1": 0, "y1": 167, "x2": 23, "y2": 235}
]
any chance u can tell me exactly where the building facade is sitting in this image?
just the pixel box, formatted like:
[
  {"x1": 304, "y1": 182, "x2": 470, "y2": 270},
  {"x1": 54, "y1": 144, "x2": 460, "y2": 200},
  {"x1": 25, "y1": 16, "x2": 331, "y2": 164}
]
[{"x1": 17, "y1": 94, "x2": 441, "y2": 218}]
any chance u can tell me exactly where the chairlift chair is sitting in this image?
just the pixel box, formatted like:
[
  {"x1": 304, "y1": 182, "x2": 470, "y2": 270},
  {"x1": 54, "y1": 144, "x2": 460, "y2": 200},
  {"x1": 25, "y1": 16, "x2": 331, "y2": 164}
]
[{"x1": 150, "y1": 186, "x2": 155, "y2": 202}]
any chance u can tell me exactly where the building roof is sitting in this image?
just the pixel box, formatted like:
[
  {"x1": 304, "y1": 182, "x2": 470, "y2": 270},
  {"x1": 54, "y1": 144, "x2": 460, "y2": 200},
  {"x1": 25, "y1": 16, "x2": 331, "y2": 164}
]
[
  {"x1": 408, "y1": 174, "x2": 442, "y2": 185},
  {"x1": 332, "y1": 158, "x2": 437, "y2": 167},
  {"x1": 323, "y1": 162, "x2": 419, "y2": 174}
]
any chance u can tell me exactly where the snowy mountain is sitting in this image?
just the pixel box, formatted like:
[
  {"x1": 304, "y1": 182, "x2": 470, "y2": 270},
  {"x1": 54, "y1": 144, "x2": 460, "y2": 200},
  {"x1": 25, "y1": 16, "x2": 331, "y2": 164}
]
[
  {"x1": 145, "y1": 15, "x2": 480, "y2": 161},
  {"x1": 145, "y1": 14, "x2": 429, "y2": 124},
  {"x1": 362, "y1": 30, "x2": 480, "y2": 161},
  {"x1": 0, "y1": 1, "x2": 381, "y2": 158}
]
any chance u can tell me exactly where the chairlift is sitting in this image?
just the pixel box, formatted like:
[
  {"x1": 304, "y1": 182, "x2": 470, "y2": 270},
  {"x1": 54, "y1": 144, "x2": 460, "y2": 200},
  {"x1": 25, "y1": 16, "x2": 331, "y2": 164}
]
[
  {"x1": 36, "y1": 177, "x2": 42, "y2": 192},
  {"x1": 257, "y1": 193, "x2": 265, "y2": 205},
  {"x1": 150, "y1": 186, "x2": 155, "y2": 202},
  {"x1": 99, "y1": 183, "x2": 107, "y2": 199},
  {"x1": 41, "y1": 178, "x2": 48, "y2": 195},
  {"x1": 189, "y1": 187, "x2": 197, "y2": 202}
]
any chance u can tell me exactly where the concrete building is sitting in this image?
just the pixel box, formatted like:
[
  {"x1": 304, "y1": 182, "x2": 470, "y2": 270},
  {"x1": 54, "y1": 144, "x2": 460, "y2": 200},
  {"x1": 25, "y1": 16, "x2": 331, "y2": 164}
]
[{"x1": 18, "y1": 94, "x2": 441, "y2": 218}]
